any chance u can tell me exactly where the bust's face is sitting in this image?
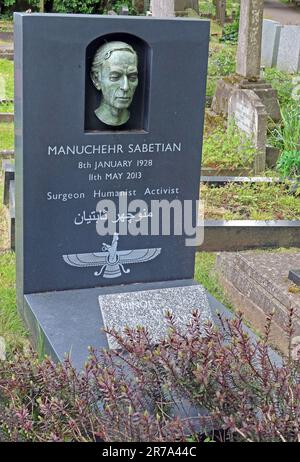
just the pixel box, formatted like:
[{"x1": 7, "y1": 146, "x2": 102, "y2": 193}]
[{"x1": 96, "y1": 50, "x2": 138, "y2": 110}]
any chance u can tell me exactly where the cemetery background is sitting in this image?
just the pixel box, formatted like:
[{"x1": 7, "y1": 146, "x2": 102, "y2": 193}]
[{"x1": 0, "y1": 0, "x2": 299, "y2": 443}]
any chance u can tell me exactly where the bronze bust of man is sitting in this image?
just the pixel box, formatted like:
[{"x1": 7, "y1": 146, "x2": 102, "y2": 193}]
[{"x1": 91, "y1": 41, "x2": 139, "y2": 127}]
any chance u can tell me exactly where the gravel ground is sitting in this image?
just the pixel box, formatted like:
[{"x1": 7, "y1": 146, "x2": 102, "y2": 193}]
[{"x1": 264, "y1": 0, "x2": 300, "y2": 25}]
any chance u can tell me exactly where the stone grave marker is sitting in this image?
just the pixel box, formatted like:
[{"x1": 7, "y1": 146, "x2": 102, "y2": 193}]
[
  {"x1": 277, "y1": 26, "x2": 300, "y2": 73},
  {"x1": 15, "y1": 13, "x2": 212, "y2": 368},
  {"x1": 212, "y1": 0, "x2": 280, "y2": 122},
  {"x1": 228, "y1": 89, "x2": 267, "y2": 173},
  {"x1": 151, "y1": 0, "x2": 175, "y2": 16},
  {"x1": 151, "y1": 0, "x2": 199, "y2": 17},
  {"x1": 261, "y1": 19, "x2": 282, "y2": 68},
  {"x1": 236, "y1": 0, "x2": 264, "y2": 79}
]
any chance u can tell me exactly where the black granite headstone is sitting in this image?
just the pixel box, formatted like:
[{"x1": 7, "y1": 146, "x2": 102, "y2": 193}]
[{"x1": 14, "y1": 13, "x2": 210, "y2": 366}]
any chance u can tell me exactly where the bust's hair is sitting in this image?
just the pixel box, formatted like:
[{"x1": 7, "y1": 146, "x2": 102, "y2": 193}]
[{"x1": 91, "y1": 41, "x2": 137, "y2": 74}]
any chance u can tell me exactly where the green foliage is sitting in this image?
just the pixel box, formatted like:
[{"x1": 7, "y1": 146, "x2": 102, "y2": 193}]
[
  {"x1": 0, "y1": 59, "x2": 14, "y2": 101},
  {"x1": 0, "y1": 123, "x2": 14, "y2": 151},
  {"x1": 206, "y1": 76, "x2": 218, "y2": 98},
  {"x1": 2, "y1": 0, "x2": 41, "y2": 11},
  {"x1": 2, "y1": 0, "x2": 16, "y2": 7},
  {"x1": 220, "y1": 5, "x2": 240, "y2": 44},
  {"x1": 220, "y1": 21, "x2": 239, "y2": 43},
  {"x1": 264, "y1": 68, "x2": 300, "y2": 109},
  {"x1": 0, "y1": 251, "x2": 27, "y2": 352},
  {"x1": 199, "y1": 0, "x2": 215, "y2": 16},
  {"x1": 277, "y1": 151, "x2": 300, "y2": 179},
  {"x1": 202, "y1": 121, "x2": 256, "y2": 170},
  {"x1": 270, "y1": 104, "x2": 300, "y2": 152},
  {"x1": 1, "y1": 0, "x2": 135, "y2": 14},
  {"x1": 52, "y1": 0, "x2": 135, "y2": 15},
  {"x1": 208, "y1": 46, "x2": 236, "y2": 77},
  {"x1": 202, "y1": 181, "x2": 300, "y2": 220},
  {"x1": 199, "y1": 0, "x2": 240, "y2": 17},
  {"x1": 52, "y1": 0, "x2": 96, "y2": 14},
  {"x1": 194, "y1": 252, "x2": 233, "y2": 311},
  {"x1": 0, "y1": 101, "x2": 13, "y2": 113}
]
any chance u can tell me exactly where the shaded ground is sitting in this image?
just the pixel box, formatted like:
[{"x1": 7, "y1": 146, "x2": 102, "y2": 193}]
[{"x1": 264, "y1": 0, "x2": 300, "y2": 25}]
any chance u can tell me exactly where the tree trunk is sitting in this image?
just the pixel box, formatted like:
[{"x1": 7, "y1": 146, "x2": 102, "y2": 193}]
[{"x1": 215, "y1": 0, "x2": 226, "y2": 26}]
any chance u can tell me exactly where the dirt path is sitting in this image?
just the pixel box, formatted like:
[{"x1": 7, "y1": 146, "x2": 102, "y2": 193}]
[{"x1": 264, "y1": 0, "x2": 300, "y2": 25}]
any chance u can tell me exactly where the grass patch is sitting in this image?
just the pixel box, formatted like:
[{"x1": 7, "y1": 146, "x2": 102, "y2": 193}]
[
  {"x1": 206, "y1": 41, "x2": 236, "y2": 97},
  {"x1": 208, "y1": 43, "x2": 236, "y2": 77},
  {"x1": 0, "y1": 101, "x2": 13, "y2": 113},
  {"x1": 201, "y1": 182, "x2": 300, "y2": 220},
  {"x1": 0, "y1": 39, "x2": 12, "y2": 46},
  {"x1": 264, "y1": 68, "x2": 300, "y2": 109},
  {"x1": 202, "y1": 119, "x2": 256, "y2": 170},
  {"x1": 0, "y1": 122, "x2": 14, "y2": 150},
  {"x1": 194, "y1": 251, "x2": 233, "y2": 311},
  {"x1": 0, "y1": 20, "x2": 13, "y2": 32},
  {"x1": 0, "y1": 251, "x2": 28, "y2": 352},
  {"x1": 0, "y1": 58, "x2": 14, "y2": 100}
]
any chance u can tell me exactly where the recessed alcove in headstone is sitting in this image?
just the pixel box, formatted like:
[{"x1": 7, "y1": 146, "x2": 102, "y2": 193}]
[{"x1": 85, "y1": 33, "x2": 151, "y2": 132}]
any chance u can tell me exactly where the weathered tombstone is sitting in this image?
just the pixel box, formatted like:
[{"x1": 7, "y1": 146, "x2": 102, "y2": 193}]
[
  {"x1": 212, "y1": 0, "x2": 281, "y2": 122},
  {"x1": 261, "y1": 19, "x2": 282, "y2": 69},
  {"x1": 151, "y1": 0, "x2": 175, "y2": 16},
  {"x1": 151, "y1": 0, "x2": 199, "y2": 17},
  {"x1": 15, "y1": 13, "x2": 211, "y2": 368},
  {"x1": 119, "y1": 5, "x2": 129, "y2": 15},
  {"x1": 228, "y1": 90, "x2": 267, "y2": 174},
  {"x1": 236, "y1": 0, "x2": 264, "y2": 79},
  {"x1": 277, "y1": 26, "x2": 300, "y2": 73}
]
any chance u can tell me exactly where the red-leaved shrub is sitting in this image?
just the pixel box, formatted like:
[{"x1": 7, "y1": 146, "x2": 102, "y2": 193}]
[{"x1": 0, "y1": 310, "x2": 299, "y2": 442}]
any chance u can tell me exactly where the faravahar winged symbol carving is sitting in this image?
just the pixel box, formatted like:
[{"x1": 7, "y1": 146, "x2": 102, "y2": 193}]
[{"x1": 63, "y1": 233, "x2": 161, "y2": 279}]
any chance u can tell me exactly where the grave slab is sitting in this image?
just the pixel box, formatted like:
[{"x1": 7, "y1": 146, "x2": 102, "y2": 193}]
[
  {"x1": 99, "y1": 284, "x2": 212, "y2": 349},
  {"x1": 24, "y1": 279, "x2": 227, "y2": 370}
]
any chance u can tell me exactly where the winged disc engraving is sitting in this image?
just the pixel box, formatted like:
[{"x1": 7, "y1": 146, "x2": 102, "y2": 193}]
[{"x1": 62, "y1": 233, "x2": 162, "y2": 279}]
